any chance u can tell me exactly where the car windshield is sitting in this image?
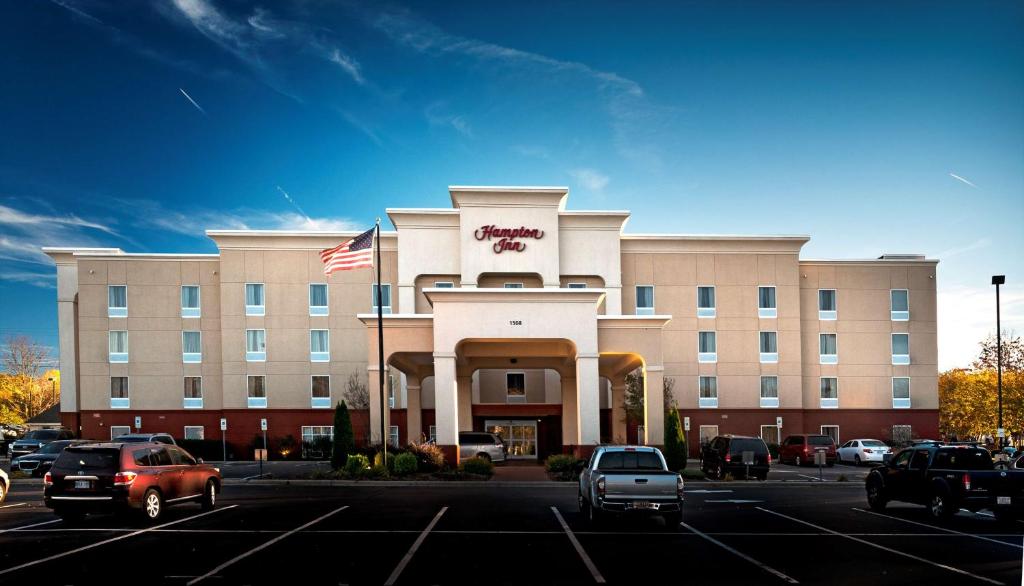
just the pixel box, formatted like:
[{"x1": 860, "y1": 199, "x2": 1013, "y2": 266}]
[
  {"x1": 52, "y1": 448, "x2": 119, "y2": 473},
  {"x1": 729, "y1": 439, "x2": 768, "y2": 454},
  {"x1": 808, "y1": 435, "x2": 833, "y2": 446},
  {"x1": 597, "y1": 450, "x2": 663, "y2": 470},
  {"x1": 24, "y1": 430, "x2": 60, "y2": 440},
  {"x1": 861, "y1": 440, "x2": 887, "y2": 447},
  {"x1": 37, "y1": 441, "x2": 70, "y2": 454}
]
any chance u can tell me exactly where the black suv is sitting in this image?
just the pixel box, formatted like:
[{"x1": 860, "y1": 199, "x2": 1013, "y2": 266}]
[{"x1": 701, "y1": 435, "x2": 771, "y2": 480}]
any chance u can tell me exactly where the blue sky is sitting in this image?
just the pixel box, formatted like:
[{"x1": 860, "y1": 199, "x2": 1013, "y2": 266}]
[{"x1": 1, "y1": 0, "x2": 1021, "y2": 369}]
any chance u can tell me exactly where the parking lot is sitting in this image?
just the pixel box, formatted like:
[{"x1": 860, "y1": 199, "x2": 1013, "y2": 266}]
[{"x1": 0, "y1": 475, "x2": 1021, "y2": 585}]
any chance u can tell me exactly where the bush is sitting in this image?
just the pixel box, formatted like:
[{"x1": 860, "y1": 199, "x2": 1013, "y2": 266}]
[
  {"x1": 680, "y1": 468, "x2": 707, "y2": 480},
  {"x1": 545, "y1": 454, "x2": 582, "y2": 481},
  {"x1": 459, "y1": 456, "x2": 494, "y2": 477},
  {"x1": 275, "y1": 435, "x2": 298, "y2": 460},
  {"x1": 393, "y1": 452, "x2": 418, "y2": 476},
  {"x1": 368, "y1": 463, "x2": 390, "y2": 479},
  {"x1": 332, "y1": 400, "x2": 354, "y2": 469},
  {"x1": 344, "y1": 453, "x2": 370, "y2": 477},
  {"x1": 406, "y1": 442, "x2": 446, "y2": 472},
  {"x1": 663, "y1": 409, "x2": 687, "y2": 471}
]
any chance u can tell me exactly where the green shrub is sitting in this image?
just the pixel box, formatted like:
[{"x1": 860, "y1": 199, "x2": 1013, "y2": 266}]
[
  {"x1": 275, "y1": 434, "x2": 298, "y2": 460},
  {"x1": 663, "y1": 409, "x2": 687, "y2": 471},
  {"x1": 459, "y1": 456, "x2": 494, "y2": 477},
  {"x1": 344, "y1": 453, "x2": 370, "y2": 477},
  {"x1": 545, "y1": 454, "x2": 582, "y2": 481},
  {"x1": 331, "y1": 400, "x2": 355, "y2": 469},
  {"x1": 368, "y1": 463, "x2": 390, "y2": 479},
  {"x1": 680, "y1": 468, "x2": 707, "y2": 480},
  {"x1": 406, "y1": 442, "x2": 446, "y2": 472},
  {"x1": 393, "y1": 452, "x2": 418, "y2": 476}
]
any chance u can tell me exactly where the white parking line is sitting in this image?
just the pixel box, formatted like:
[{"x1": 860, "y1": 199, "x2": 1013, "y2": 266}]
[
  {"x1": 0, "y1": 503, "x2": 27, "y2": 509},
  {"x1": 551, "y1": 507, "x2": 606, "y2": 584},
  {"x1": 853, "y1": 507, "x2": 1024, "y2": 550},
  {"x1": 186, "y1": 504, "x2": 347, "y2": 585},
  {"x1": 0, "y1": 518, "x2": 61, "y2": 534},
  {"x1": 757, "y1": 507, "x2": 1003, "y2": 585},
  {"x1": 385, "y1": 506, "x2": 448, "y2": 586},
  {"x1": 796, "y1": 474, "x2": 824, "y2": 482},
  {"x1": 0, "y1": 505, "x2": 237, "y2": 577},
  {"x1": 679, "y1": 520, "x2": 799, "y2": 583}
]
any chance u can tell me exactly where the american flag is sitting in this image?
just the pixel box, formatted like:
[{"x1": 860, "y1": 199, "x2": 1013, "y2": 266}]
[{"x1": 320, "y1": 227, "x2": 375, "y2": 275}]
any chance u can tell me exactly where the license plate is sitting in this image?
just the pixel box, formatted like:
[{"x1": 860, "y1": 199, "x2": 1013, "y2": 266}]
[
  {"x1": 997, "y1": 496, "x2": 1012, "y2": 506},
  {"x1": 632, "y1": 501, "x2": 655, "y2": 510},
  {"x1": 74, "y1": 480, "x2": 91, "y2": 490}
]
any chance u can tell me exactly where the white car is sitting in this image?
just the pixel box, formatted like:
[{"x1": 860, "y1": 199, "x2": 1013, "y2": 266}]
[
  {"x1": 837, "y1": 439, "x2": 891, "y2": 465},
  {"x1": 0, "y1": 467, "x2": 8, "y2": 502}
]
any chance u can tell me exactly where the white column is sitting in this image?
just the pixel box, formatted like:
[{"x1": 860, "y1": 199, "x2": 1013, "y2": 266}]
[
  {"x1": 457, "y1": 374, "x2": 473, "y2": 431},
  {"x1": 55, "y1": 260, "x2": 79, "y2": 416},
  {"x1": 433, "y1": 354, "x2": 459, "y2": 445},
  {"x1": 576, "y1": 354, "x2": 601, "y2": 446},
  {"x1": 643, "y1": 366, "x2": 665, "y2": 446},
  {"x1": 406, "y1": 376, "x2": 421, "y2": 444},
  {"x1": 398, "y1": 285, "x2": 416, "y2": 314},
  {"x1": 561, "y1": 374, "x2": 578, "y2": 446},
  {"x1": 611, "y1": 379, "x2": 627, "y2": 443},
  {"x1": 604, "y1": 286, "x2": 623, "y2": 316}
]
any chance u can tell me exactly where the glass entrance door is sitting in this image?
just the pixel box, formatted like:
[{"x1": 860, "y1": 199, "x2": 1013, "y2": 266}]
[{"x1": 485, "y1": 420, "x2": 538, "y2": 459}]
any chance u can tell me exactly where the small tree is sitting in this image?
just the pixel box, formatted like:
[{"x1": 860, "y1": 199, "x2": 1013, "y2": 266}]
[
  {"x1": 332, "y1": 400, "x2": 355, "y2": 469},
  {"x1": 663, "y1": 408, "x2": 687, "y2": 471},
  {"x1": 973, "y1": 331, "x2": 1024, "y2": 372}
]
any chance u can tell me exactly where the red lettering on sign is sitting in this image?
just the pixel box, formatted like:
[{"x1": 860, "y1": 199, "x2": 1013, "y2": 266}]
[{"x1": 473, "y1": 225, "x2": 544, "y2": 253}]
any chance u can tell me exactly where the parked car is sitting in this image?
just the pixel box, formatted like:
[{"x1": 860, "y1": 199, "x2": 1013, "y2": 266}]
[
  {"x1": 11, "y1": 440, "x2": 90, "y2": 476},
  {"x1": 837, "y1": 439, "x2": 892, "y2": 466},
  {"x1": 0, "y1": 468, "x2": 8, "y2": 503},
  {"x1": 866, "y1": 444, "x2": 1024, "y2": 522},
  {"x1": 44, "y1": 442, "x2": 220, "y2": 522},
  {"x1": 578, "y1": 445, "x2": 684, "y2": 529},
  {"x1": 458, "y1": 431, "x2": 507, "y2": 462},
  {"x1": 114, "y1": 433, "x2": 176, "y2": 445},
  {"x1": 700, "y1": 435, "x2": 771, "y2": 480},
  {"x1": 10, "y1": 428, "x2": 75, "y2": 459},
  {"x1": 780, "y1": 434, "x2": 836, "y2": 466}
]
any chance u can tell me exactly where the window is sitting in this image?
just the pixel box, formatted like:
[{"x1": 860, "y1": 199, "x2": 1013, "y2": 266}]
[
  {"x1": 181, "y1": 285, "x2": 200, "y2": 318},
  {"x1": 108, "y1": 285, "x2": 127, "y2": 317},
  {"x1": 389, "y1": 425, "x2": 400, "y2": 448},
  {"x1": 697, "y1": 286, "x2": 716, "y2": 318},
  {"x1": 818, "y1": 289, "x2": 837, "y2": 320},
  {"x1": 636, "y1": 286, "x2": 655, "y2": 315},
  {"x1": 760, "y1": 425, "x2": 780, "y2": 446},
  {"x1": 760, "y1": 376, "x2": 779, "y2": 408},
  {"x1": 245, "y1": 283, "x2": 265, "y2": 316},
  {"x1": 506, "y1": 372, "x2": 526, "y2": 404},
  {"x1": 821, "y1": 425, "x2": 840, "y2": 445},
  {"x1": 310, "y1": 329, "x2": 330, "y2": 362},
  {"x1": 890, "y1": 289, "x2": 909, "y2": 321},
  {"x1": 699, "y1": 425, "x2": 719, "y2": 445},
  {"x1": 819, "y1": 333, "x2": 838, "y2": 364},
  {"x1": 567, "y1": 282, "x2": 587, "y2": 289},
  {"x1": 758, "y1": 286, "x2": 777, "y2": 318},
  {"x1": 698, "y1": 331, "x2": 717, "y2": 363},
  {"x1": 246, "y1": 329, "x2": 266, "y2": 362},
  {"x1": 636, "y1": 425, "x2": 646, "y2": 444},
  {"x1": 311, "y1": 375, "x2": 331, "y2": 409},
  {"x1": 301, "y1": 426, "x2": 333, "y2": 459},
  {"x1": 247, "y1": 375, "x2": 267, "y2": 408},
  {"x1": 110, "y1": 425, "x2": 131, "y2": 440},
  {"x1": 388, "y1": 374, "x2": 397, "y2": 408},
  {"x1": 183, "y1": 376, "x2": 202, "y2": 409},
  {"x1": 820, "y1": 377, "x2": 838, "y2": 408},
  {"x1": 892, "y1": 425, "x2": 913, "y2": 446},
  {"x1": 892, "y1": 377, "x2": 911, "y2": 408},
  {"x1": 891, "y1": 333, "x2": 910, "y2": 365},
  {"x1": 108, "y1": 331, "x2": 128, "y2": 363},
  {"x1": 503, "y1": 282, "x2": 524, "y2": 289},
  {"x1": 184, "y1": 426, "x2": 204, "y2": 440},
  {"x1": 309, "y1": 284, "x2": 328, "y2": 316},
  {"x1": 434, "y1": 281, "x2": 454, "y2": 288},
  {"x1": 110, "y1": 376, "x2": 129, "y2": 409},
  {"x1": 372, "y1": 283, "x2": 392, "y2": 314},
  {"x1": 182, "y1": 331, "x2": 202, "y2": 363},
  {"x1": 759, "y1": 331, "x2": 778, "y2": 363},
  {"x1": 699, "y1": 376, "x2": 718, "y2": 408},
  {"x1": 428, "y1": 425, "x2": 437, "y2": 443}
]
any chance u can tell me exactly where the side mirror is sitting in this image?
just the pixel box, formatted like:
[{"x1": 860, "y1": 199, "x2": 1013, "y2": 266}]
[
  {"x1": 196, "y1": 458, "x2": 204, "y2": 464},
  {"x1": 882, "y1": 453, "x2": 893, "y2": 465}
]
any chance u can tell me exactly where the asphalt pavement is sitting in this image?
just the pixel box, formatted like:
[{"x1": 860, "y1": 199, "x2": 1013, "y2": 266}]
[{"x1": 0, "y1": 475, "x2": 1021, "y2": 585}]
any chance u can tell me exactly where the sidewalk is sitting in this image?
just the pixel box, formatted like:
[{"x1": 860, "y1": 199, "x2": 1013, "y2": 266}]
[{"x1": 492, "y1": 461, "x2": 550, "y2": 482}]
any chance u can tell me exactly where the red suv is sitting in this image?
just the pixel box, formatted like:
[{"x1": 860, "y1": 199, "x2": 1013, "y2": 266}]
[
  {"x1": 44, "y1": 442, "x2": 221, "y2": 522},
  {"x1": 780, "y1": 434, "x2": 836, "y2": 467}
]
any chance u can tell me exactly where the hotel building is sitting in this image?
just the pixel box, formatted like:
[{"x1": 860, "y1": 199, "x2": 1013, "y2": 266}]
[{"x1": 44, "y1": 186, "x2": 939, "y2": 462}]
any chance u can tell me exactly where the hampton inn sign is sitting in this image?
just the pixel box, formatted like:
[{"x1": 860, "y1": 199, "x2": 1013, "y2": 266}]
[
  {"x1": 44, "y1": 185, "x2": 938, "y2": 463},
  {"x1": 474, "y1": 224, "x2": 545, "y2": 253}
]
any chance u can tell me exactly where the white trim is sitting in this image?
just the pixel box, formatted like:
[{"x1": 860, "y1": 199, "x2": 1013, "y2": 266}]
[
  {"x1": 182, "y1": 331, "x2": 202, "y2": 364},
  {"x1": 760, "y1": 424, "x2": 781, "y2": 445},
  {"x1": 309, "y1": 283, "x2": 329, "y2": 316},
  {"x1": 635, "y1": 284, "x2": 655, "y2": 315},
  {"x1": 181, "y1": 285, "x2": 201, "y2": 318},
  {"x1": 819, "y1": 377, "x2": 839, "y2": 408},
  {"x1": 109, "y1": 425, "x2": 131, "y2": 440},
  {"x1": 247, "y1": 375, "x2": 267, "y2": 409},
  {"x1": 891, "y1": 333, "x2": 910, "y2": 365},
  {"x1": 892, "y1": 377, "x2": 911, "y2": 409},
  {"x1": 697, "y1": 331, "x2": 717, "y2": 363},
  {"x1": 821, "y1": 425, "x2": 840, "y2": 444},
  {"x1": 245, "y1": 329, "x2": 266, "y2": 362},
  {"x1": 245, "y1": 283, "x2": 266, "y2": 316},
  {"x1": 757, "y1": 285, "x2": 777, "y2": 318},
  {"x1": 311, "y1": 374, "x2": 331, "y2": 409},
  {"x1": 819, "y1": 333, "x2": 838, "y2": 364},
  {"x1": 818, "y1": 289, "x2": 837, "y2": 320},
  {"x1": 310, "y1": 329, "x2": 330, "y2": 362},
  {"x1": 372, "y1": 283, "x2": 393, "y2": 314},
  {"x1": 759, "y1": 331, "x2": 778, "y2": 363},
  {"x1": 108, "y1": 330, "x2": 128, "y2": 363},
  {"x1": 697, "y1": 285, "x2": 716, "y2": 318},
  {"x1": 107, "y1": 285, "x2": 127, "y2": 318},
  {"x1": 110, "y1": 376, "x2": 129, "y2": 410},
  {"x1": 184, "y1": 425, "x2": 205, "y2": 440},
  {"x1": 183, "y1": 375, "x2": 203, "y2": 409},
  {"x1": 890, "y1": 288, "x2": 910, "y2": 321},
  {"x1": 505, "y1": 371, "x2": 527, "y2": 404},
  {"x1": 698, "y1": 375, "x2": 718, "y2": 408},
  {"x1": 759, "y1": 375, "x2": 779, "y2": 408}
]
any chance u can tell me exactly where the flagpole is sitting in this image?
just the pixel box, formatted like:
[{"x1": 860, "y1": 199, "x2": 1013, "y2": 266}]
[{"x1": 375, "y1": 218, "x2": 387, "y2": 468}]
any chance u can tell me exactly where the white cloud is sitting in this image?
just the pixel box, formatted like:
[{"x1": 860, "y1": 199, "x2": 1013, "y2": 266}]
[
  {"x1": 328, "y1": 48, "x2": 365, "y2": 85},
  {"x1": 937, "y1": 238, "x2": 991, "y2": 260},
  {"x1": 0, "y1": 204, "x2": 117, "y2": 235},
  {"x1": 424, "y1": 102, "x2": 473, "y2": 137},
  {"x1": 949, "y1": 172, "x2": 977, "y2": 188},
  {"x1": 117, "y1": 199, "x2": 360, "y2": 235},
  {"x1": 937, "y1": 284, "x2": 1024, "y2": 370},
  {"x1": 3, "y1": 271, "x2": 57, "y2": 289},
  {"x1": 569, "y1": 168, "x2": 610, "y2": 191}
]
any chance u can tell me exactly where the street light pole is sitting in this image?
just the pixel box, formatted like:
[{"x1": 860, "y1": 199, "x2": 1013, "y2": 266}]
[
  {"x1": 992, "y1": 275, "x2": 1006, "y2": 449},
  {"x1": 48, "y1": 377, "x2": 56, "y2": 406}
]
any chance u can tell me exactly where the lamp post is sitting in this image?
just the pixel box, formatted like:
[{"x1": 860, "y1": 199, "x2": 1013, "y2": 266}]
[
  {"x1": 48, "y1": 377, "x2": 56, "y2": 406},
  {"x1": 992, "y1": 275, "x2": 1006, "y2": 449}
]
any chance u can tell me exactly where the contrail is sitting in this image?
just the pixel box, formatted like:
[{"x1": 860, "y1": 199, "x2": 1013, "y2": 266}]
[
  {"x1": 949, "y1": 172, "x2": 976, "y2": 188},
  {"x1": 179, "y1": 88, "x2": 207, "y2": 116},
  {"x1": 277, "y1": 185, "x2": 310, "y2": 219}
]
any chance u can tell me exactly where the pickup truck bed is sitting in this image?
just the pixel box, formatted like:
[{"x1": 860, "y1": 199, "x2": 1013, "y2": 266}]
[{"x1": 578, "y1": 446, "x2": 684, "y2": 530}]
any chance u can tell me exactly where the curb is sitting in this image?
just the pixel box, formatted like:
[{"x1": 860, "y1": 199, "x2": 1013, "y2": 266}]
[{"x1": 221, "y1": 478, "x2": 864, "y2": 487}]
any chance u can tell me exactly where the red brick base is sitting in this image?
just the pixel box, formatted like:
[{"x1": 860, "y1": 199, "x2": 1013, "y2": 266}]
[{"x1": 437, "y1": 444, "x2": 459, "y2": 467}]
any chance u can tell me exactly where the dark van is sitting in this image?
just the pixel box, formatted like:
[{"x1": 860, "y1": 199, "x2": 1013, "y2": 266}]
[{"x1": 700, "y1": 435, "x2": 771, "y2": 480}]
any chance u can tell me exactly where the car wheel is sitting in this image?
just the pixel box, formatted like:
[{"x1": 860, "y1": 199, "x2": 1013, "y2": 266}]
[
  {"x1": 928, "y1": 490, "x2": 955, "y2": 520},
  {"x1": 0, "y1": 480, "x2": 6, "y2": 503},
  {"x1": 476, "y1": 452, "x2": 491, "y2": 462},
  {"x1": 201, "y1": 480, "x2": 217, "y2": 511},
  {"x1": 714, "y1": 464, "x2": 724, "y2": 480},
  {"x1": 854, "y1": 455, "x2": 861, "y2": 467},
  {"x1": 867, "y1": 479, "x2": 887, "y2": 512},
  {"x1": 794, "y1": 455, "x2": 802, "y2": 467},
  {"x1": 663, "y1": 512, "x2": 682, "y2": 530},
  {"x1": 143, "y1": 489, "x2": 164, "y2": 523}
]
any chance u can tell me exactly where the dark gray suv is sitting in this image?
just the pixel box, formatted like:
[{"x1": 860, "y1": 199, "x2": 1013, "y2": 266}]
[{"x1": 10, "y1": 429, "x2": 75, "y2": 459}]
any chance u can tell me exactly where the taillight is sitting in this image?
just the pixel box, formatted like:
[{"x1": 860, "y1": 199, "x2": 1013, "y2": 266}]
[
  {"x1": 596, "y1": 477, "x2": 606, "y2": 497},
  {"x1": 43, "y1": 472, "x2": 52, "y2": 486},
  {"x1": 114, "y1": 471, "x2": 137, "y2": 486},
  {"x1": 725, "y1": 453, "x2": 732, "y2": 463},
  {"x1": 962, "y1": 473, "x2": 971, "y2": 491},
  {"x1": 767, "y1": 453, "x2": 772, "y2": 465},
  {"x1": 863, "y1": 449, "x2": 873, "y2": 454},
  {"x1": 676, "y1": 476, "x2": 685, "y2": 499}
]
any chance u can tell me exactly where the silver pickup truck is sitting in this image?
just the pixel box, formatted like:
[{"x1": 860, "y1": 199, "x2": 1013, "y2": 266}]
[{"x1": 578, "y1": 446, "x2": 684, "y2": 529}]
